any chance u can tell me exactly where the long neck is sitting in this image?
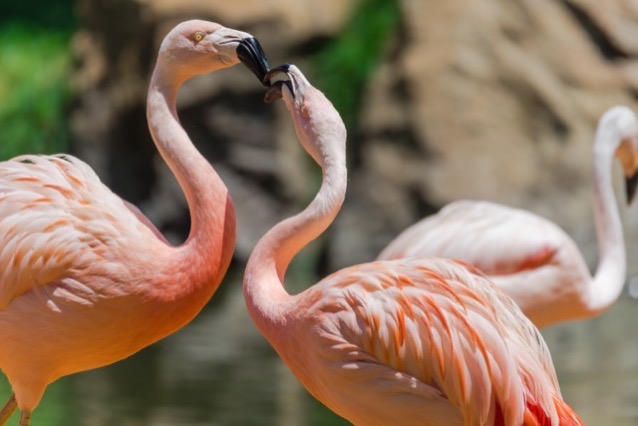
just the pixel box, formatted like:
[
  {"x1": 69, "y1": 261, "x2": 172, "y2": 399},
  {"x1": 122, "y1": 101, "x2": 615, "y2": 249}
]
[
  {"x1": 146, "y1": 65, "x2": 235, "y2": 302},
  {"x1": 588, "y1": 128, "x2": 626, "y2": 313},
  {"x1": 243, "y1": 133, "x2": 347, "y2": 338}
]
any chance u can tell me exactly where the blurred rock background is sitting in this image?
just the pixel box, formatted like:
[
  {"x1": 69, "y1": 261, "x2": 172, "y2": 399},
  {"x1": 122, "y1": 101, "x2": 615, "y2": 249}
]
[
  {"x1": 3, "y1": 0, "x2": 638, "y2": 424},
  {"x1": 70, "y1": 0, "x2": 638, "y2": 271}
]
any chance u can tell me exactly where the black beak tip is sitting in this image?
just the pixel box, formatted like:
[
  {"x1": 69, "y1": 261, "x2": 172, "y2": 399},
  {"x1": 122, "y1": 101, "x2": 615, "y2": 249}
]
[
  {"x1": 264, "y1": 79, "x2": 293, "y2": 104},
  {"x1": 626, "y1": 172, "x2": 638, "y2": 204},
  {"x1": 263, "y1": 63, "x2": 292, "y2": 85},
  {"x1": 237, "y1": 37, "x2": 270, "y2": 85},
  {"x1": 263, "y1": 64, "x2": 294, "y2": 103}
]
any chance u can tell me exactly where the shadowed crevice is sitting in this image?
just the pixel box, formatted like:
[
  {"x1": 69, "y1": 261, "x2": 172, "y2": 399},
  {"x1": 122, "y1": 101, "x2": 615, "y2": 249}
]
[{"x1": 560, "y1": 0, "x2": 628, "y2": 61}]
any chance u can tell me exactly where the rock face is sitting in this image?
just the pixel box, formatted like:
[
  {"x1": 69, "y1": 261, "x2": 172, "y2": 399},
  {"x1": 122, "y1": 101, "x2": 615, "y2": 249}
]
[
  {"x1": 70, "y1": 0, "x2": 638, "y2": 275},
  {"x1": 335, "y1": 0, "x2": 638, "y2": 270}
]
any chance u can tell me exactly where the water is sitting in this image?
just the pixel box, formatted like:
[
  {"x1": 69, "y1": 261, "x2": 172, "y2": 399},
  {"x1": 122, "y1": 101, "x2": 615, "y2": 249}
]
[
  {"x1": 1, "y1": 283, "x2": 637, "y2": 425},
  {"x1": 543, "y1": 296, "x2": 638, "y2": 425}
]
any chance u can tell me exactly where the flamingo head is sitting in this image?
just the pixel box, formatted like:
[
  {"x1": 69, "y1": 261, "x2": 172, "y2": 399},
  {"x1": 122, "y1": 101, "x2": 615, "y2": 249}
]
[
  {"x1": 608, "y1": 107, "x2": 638, "y2": 204},
  {"x1": 262, "y1": 64, "x2": 346, "y2": 167},
  {"x1": 157, "y1": 20, "x2": 270, "y2": 83}
]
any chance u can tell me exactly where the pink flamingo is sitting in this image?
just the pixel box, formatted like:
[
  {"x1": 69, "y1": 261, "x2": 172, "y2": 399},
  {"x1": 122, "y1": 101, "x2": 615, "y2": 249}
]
[
  {"x1": 378, "y1": 106, "x2": 638, "y2": 329},
  {"x1": 0, "y1": 20, "x2": 269, "y2": 425},
  {"x1": 244, "y1": 64, "x2": 583, "y2": 425}
]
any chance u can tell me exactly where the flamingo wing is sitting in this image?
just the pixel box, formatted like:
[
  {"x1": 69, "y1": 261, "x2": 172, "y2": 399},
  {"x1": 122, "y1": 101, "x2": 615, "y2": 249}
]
[
  {"x1": 0, "y1": 154, "x2": 150, "y2": 309},
  {"x1": 378, "y1": 200, "x2": 570, "y2": 276},
  {"x1": 303, "y1": 257, "x2": 564, "y2": 425}
]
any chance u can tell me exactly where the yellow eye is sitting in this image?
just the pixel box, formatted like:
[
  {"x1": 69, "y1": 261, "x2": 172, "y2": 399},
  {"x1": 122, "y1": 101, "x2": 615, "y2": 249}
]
[{"x1": 193, "y1": 32, "x2": 205, "y2": 42}]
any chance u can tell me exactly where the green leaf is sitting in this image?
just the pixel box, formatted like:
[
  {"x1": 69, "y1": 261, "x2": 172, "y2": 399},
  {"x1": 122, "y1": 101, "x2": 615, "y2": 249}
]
[{"x1": 0, "y1": 22, "x2": 72, "y2": 160}]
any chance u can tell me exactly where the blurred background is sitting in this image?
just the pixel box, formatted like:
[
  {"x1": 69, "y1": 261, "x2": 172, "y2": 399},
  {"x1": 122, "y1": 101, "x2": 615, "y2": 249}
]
[{"x1": 2, "y1": 0, "x2": 638, "y2": 424}]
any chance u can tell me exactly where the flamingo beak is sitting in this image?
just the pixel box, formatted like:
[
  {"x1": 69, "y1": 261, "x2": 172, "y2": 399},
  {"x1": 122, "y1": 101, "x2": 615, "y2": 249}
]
[
  {"x1": 626, "y1": 170, "x2": 638, "y2": 204},
  {"x1": 263, "y1": 64, "x2": 293, "y2": 103},
  {"x1": 237, "y1": 37, "x2": 270, "y2": 85}
]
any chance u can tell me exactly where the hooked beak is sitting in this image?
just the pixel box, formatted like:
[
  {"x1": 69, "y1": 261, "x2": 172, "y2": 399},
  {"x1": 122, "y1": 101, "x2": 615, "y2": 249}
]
[
  {"x1": 263, "y1": 64, "x2": 293, "y2": 103},
  {"x1": 626, "y1": 170, "x2": 638, "y2": 204},
  {"x1": 237, "y1": 37, "x2": 271, "y2": 85}
]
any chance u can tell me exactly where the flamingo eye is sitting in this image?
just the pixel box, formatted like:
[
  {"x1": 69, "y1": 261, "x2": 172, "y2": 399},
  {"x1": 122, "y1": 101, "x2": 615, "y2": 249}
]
[{"x1": 193, "y1": 32, "x2": 205, "y2": 42}]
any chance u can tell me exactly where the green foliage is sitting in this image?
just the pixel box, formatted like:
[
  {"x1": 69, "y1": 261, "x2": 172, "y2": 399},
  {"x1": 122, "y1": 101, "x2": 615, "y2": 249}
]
[
  {"x1": 313, "y1": 0, "x2": 401, "y2": 130},
  {"x1": 309, "y1": 394, "x2": 352, "y2": 426},
  {"x1": 0, "y1": 0, "x2": 75, "y2": 30},
  {"x1": 0, "y1": 22, "x2": 72, "y2": 160},
  {"x1": 0, "y1": 375, "x2": 71, "y2": 425}
]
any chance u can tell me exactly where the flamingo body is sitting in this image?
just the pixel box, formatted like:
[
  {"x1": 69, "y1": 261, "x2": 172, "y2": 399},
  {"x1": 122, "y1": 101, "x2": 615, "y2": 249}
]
[
  {"x1": 244, "y1": 65, "x2": 583, "y2": 425},
  {"x1": 0, "y1": 20, "x2": 269, "y2": 424},
  {"x1": 275, "y1": 257, "x2": 578, "y2": 426},
  {"x1": 378, "y1": 200, "x2": 590, "y2": 328},
  {"x1": 0, "y1": 155, "x2": 210, "y2": 395},
  {"x1": 378, "y1": 107, "x2": 638, "y2": 328}
]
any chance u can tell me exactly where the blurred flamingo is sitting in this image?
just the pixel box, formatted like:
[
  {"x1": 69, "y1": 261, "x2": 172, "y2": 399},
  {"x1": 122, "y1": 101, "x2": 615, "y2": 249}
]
[
  {"x1": 244, "y1": 64, "x2": 583, "y2": 425},
  {"x1": 0, "y1": 20, "x2": 269, "y2": 425},
  {"x1": 378, "y1": 106, "x2": 638, "y2": 329}
]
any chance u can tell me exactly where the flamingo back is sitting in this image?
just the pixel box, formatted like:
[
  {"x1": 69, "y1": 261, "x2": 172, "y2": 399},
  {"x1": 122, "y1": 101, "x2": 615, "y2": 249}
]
[
  {"x1": 281, "y1": 257, "x2": 580, "y2": 425},
  {"x1": 378, "y1": 200, "x2": 577, "y2": 275},
  {"x1": 0, "y1": 154, "x2": 157, "y2": 309}
]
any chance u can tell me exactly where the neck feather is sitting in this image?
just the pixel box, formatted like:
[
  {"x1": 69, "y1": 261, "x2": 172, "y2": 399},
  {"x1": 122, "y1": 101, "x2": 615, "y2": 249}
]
[
  {"x1": 146, "y1": 66, "x2": 236, "y2": 303},
  {"x1": 589, "y1": 128, "x2": 626, "y2": 312},
  {"x1": 243, "y1": 134, "x2": 347, "y2": 335}
]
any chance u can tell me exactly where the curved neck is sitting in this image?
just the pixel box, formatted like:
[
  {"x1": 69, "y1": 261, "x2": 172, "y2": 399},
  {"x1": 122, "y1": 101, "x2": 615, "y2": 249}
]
[
  {"x1": 147, "y1": 65, "x2": 235, "y2": 300},
  {"x1": 243, "y1": 135, "x2": 347, "y2": 336},
  {"x1": 589, "y1": 128, "x2": 626, "y2": 312}
]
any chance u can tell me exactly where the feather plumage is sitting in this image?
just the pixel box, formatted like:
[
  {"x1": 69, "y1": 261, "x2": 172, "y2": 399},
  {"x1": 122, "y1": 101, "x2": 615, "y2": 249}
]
[{"x1": 289, "y1": 257, "x2": 562, "y2": 425}]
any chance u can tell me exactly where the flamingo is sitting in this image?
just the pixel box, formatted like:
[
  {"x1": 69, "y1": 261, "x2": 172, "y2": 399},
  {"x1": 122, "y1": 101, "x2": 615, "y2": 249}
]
[
  {"x1": 244, "y1": 64, "x2": 583, "y2": 425},
  {"x1": 0, "y1": 20, "x2": 269, "y2": 425},
  {"x1": 377, "y1": 106, "x2": 638, "y2": 329}
]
